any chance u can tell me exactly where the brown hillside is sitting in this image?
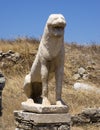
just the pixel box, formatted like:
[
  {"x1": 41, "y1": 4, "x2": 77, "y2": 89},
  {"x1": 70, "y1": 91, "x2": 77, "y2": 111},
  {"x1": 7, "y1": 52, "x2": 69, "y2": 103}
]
[{"x1": 0, "y1": 38, "x2": 100, "y2": 130}]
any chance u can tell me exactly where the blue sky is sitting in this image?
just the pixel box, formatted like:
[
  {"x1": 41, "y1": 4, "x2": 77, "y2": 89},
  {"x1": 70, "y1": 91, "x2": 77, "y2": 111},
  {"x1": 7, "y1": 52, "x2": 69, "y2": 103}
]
[{"x1": 0, "y1": 0, "x2": 100, "y2": 44}]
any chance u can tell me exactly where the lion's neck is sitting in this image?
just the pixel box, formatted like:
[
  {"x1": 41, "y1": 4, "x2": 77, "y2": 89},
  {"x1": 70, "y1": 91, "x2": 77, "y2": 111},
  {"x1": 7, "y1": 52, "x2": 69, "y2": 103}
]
[{"x1": 39, "y1": 30, "x2": 64, "y2": 60}]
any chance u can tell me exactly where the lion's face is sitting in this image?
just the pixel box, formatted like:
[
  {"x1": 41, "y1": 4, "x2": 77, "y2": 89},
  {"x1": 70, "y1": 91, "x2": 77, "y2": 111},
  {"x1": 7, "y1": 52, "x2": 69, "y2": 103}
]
[{"x1": 47, "y1": 14, "x2": 66, "y2": 37}]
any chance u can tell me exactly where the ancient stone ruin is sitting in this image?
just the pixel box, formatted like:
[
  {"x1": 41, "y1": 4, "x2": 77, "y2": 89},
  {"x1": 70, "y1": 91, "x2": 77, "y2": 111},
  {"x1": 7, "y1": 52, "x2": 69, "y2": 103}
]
[
  {"x1": 14, "y1": 14, "x2": 71, "y2": 130},
  {"x1": 71, "y1": 108, "x2": 100, "y2": 126},
  {"x1": 0, "y1": 72, "x2": 5, "y2": 116}
]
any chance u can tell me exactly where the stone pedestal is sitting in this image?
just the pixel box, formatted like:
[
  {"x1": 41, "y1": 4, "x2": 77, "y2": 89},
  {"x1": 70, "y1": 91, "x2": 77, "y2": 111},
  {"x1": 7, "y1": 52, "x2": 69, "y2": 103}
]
[
  {"x1": 21, "y1": 100, "x2": 69, "y2": 114},
  {"x1": 13, "y1": 99, "x2": 71, "y2": 129},
  {"x1": 14, "y1": 110, "x2": 71, "y2": 130},
  {"x1": 14, "y1": 97, "x2": 71, "y2": 129}
]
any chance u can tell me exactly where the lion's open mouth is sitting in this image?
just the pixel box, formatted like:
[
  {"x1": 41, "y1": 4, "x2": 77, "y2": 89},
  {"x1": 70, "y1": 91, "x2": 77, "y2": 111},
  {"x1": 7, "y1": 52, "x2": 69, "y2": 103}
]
[
  {"x1": 53, "y1": 26, "x2": 64, "y2": 31},
  {"x1": 51, "y1": 25, "x2": 64, "y2": 36}
]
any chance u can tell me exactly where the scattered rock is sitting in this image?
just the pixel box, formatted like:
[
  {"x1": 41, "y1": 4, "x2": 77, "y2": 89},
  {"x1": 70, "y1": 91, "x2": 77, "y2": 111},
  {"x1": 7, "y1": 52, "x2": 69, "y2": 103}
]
[
  {"x1": 82, "y1": 108, "x2": 97, "y2": 116},
  {"x1": 82, "y1": 74, "x2": 89, "y2": 80},
  {"x1": 73, "y1": 82, "x2": 94, "y2": 91},
  {"x1": 0, "y1": 50, "x2": 21, "y2": 62},
  {"x1": 73, "y1": 74, "x2": 80, "y2": 80},
  {"x1": 7, "y1": 50, "x2": 14, "y2": 54},
  {"x1": 5, "y1": 56, "x2": 12, "y2": 60},
  {"x1": 73, "y1": 67, "x2": 89, "y2": 80},
  {"x1": 78, "y1": 67, "x2": 86, "y2": 75},
  {"x1": 14, "y1": 52, "x2": 20, "y2": 59},
  {"x1": 73, "y1": 82, "x2": 100, "y2": 93}
]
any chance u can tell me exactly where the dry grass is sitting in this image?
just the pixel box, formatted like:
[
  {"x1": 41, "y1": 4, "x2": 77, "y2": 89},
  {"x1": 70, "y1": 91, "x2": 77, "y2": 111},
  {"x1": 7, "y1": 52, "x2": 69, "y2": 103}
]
[
  {"x1": 0, "y1": 38, "x2": 100, "y2": 130},
  {"x1": 72, "y1": 125, "x2": 100, "y2": 130},
  {"x1": 1, "y1": 75, "x2": 26, "y2": 130},
  {"x1": 0, "y1": 38, "x2": 39, "y2": 75}
]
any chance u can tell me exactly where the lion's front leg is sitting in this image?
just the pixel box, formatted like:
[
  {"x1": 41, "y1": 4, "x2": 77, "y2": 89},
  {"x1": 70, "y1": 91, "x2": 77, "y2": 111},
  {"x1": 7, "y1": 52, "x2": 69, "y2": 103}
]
[
  {"x1": 41, "y1": 62, "x2": 51, "y2": 106},
  {"x1": 55, "y1": 63, "x2": 65, "y2": 106}
]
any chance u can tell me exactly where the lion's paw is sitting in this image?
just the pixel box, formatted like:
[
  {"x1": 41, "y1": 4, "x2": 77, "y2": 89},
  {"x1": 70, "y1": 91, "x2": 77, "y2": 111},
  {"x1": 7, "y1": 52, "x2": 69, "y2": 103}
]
[
  {"x1": 56, "y1": 100, "x2": 65, "y2": 106},
  {"x1": 42, "y1": 97, "x2": 51, "y2": 106}
]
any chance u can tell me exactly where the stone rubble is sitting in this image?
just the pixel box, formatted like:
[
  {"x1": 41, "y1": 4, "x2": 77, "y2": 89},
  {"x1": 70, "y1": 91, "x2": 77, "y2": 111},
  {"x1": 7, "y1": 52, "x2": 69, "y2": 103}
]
[
  {"x1": 0, "y1": 50, "x2": 20, "y2": 62},
  {"x1": 73, "y1": 67, "x2": 89, "y2": 80},
  {"x1": 78, "y1": 67, "x2": 86, "y2": 75},
  {"x1": 71, "y1": 108, "x2": 100, "y2": 125}
]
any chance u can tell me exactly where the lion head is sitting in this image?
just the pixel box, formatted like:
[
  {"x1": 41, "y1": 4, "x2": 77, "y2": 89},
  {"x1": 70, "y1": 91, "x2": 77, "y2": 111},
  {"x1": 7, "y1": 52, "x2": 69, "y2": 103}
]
[{"x1": 46, "y1": 14, "x2": 66, "y2": 37}]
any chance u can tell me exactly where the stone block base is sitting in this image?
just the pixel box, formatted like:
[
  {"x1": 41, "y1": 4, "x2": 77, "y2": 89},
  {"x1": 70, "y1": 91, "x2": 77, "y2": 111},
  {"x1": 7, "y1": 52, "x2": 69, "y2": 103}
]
[
  {"x1": 21, "y1": 101, "x2": 69, "y2": 113},
  {"x1": 14, "y1": 110, "x2": 71, "y2": 130}
]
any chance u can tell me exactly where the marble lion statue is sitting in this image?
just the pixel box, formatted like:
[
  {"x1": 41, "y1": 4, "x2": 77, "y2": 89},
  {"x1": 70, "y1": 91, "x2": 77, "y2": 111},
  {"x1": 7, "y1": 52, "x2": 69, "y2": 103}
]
[{"x1": 24, "y1": 14, "x2": 66, "y2": 106}]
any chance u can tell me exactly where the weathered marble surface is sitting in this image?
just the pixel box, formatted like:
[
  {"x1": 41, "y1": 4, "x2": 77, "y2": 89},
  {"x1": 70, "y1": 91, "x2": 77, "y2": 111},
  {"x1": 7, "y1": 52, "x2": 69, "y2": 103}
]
[
  {"x1": 23, "y1": 14, "x2": 66, "y2": 106},
  {"x1": 21, "y1": 99, "x2": 69, "y2": 113},
  {"x1": 14, "y1": 14, "x2": 70, "y2": 130}
]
